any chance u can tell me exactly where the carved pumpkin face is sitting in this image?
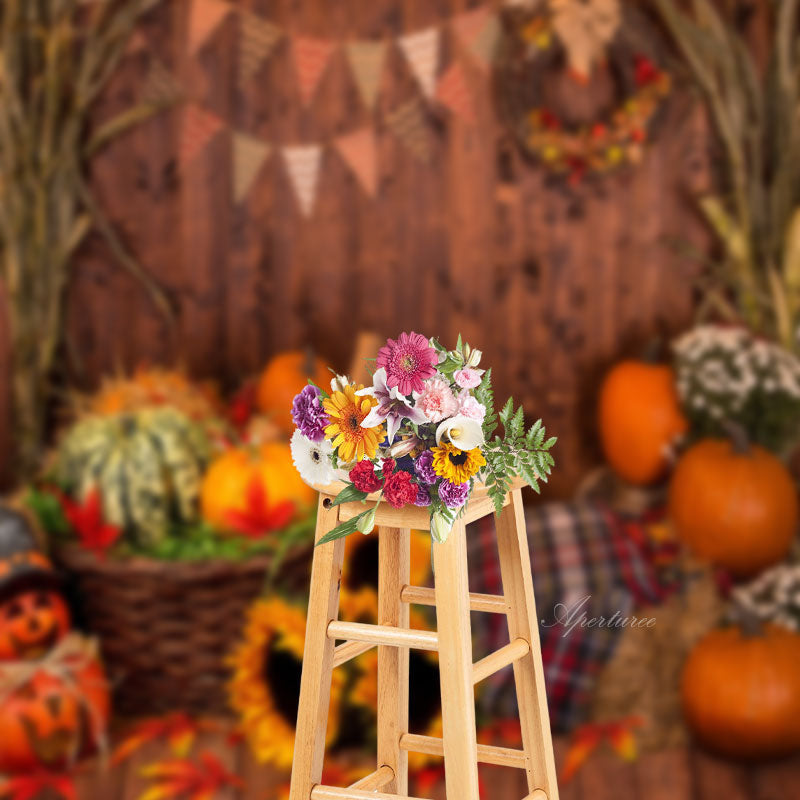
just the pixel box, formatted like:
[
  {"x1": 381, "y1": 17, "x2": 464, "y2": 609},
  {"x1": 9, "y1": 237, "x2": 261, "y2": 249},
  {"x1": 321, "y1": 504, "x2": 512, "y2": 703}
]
[
  {"x1": 0, "y1": 658, "x2": 109, "y2": 772},
  {"x1": 0, "y1": 590, "x2": 71, "y2": 661}
]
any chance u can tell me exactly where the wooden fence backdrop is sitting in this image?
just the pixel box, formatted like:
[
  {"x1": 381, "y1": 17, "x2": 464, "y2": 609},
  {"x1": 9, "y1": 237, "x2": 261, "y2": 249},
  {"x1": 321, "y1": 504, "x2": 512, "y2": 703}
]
[{"x1": 0, "y1": 0, "x2": 714, "y2": 495}]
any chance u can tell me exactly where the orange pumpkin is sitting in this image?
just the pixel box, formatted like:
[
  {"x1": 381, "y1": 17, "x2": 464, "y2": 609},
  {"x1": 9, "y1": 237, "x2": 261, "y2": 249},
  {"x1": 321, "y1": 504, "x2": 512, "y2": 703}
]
[
  {"x1": 0, "y1": 654, "x2": 110, "y2": 772},
  {"x1": 682, "y1": 623, "x2": 800, "y2": 759},
  {"x1": 668, "y1": 438, "x2": 799, "y2": 577},
  {"x1": 256, "y1": 351, "x2": 330, "y2": 436},
  {"x1": 598, "y1": 360, "x2": 688, "y2": 485},
  {"x1": 201, "y1": 443, "x2": 315, "y2": 532},
  {"x1": 0, "y1": 590, "x2": 71, "y2": 661}
]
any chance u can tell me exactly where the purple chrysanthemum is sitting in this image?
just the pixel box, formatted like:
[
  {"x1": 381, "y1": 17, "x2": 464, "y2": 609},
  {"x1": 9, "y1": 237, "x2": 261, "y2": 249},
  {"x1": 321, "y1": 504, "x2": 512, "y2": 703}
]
[
  {"x1": 291, "y1": 384, "x2": 329, "y2": 442},
  {"x1": 414, "y1": 484, "x2": 432, "y2": 507},
  {"x1": 438, "y1": 479, "x2": 470, "y2": 509},
  {"x1": 414, "y1": 450, "x2": 438, "y2": 485},
  {"x1": 376, "y1": 332, "x2": 438, "y2": 396}
]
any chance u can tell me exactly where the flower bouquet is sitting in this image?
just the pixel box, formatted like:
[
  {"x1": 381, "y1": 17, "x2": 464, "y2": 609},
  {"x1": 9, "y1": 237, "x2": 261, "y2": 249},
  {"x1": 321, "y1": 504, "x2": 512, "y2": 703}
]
[{"x1": 289, "y1": 332, "x2": 556, "y2": 544}]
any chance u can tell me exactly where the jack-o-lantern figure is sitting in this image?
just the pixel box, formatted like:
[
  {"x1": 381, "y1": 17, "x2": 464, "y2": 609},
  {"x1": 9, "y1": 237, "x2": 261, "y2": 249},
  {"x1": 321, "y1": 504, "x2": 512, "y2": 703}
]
[
  {"x1": 0, "y1": 508, "x2": 69, "y2": 661},
  {"x1": 0, "y1": 641, "x2": 110, "y2": 772},
  {"x1": 0, "y1": 589, "x2": 71, "y2": 661}
]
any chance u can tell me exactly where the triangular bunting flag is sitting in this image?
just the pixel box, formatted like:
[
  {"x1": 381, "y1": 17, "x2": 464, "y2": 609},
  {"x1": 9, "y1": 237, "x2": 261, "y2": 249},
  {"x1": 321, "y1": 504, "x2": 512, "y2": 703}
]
[
  {"x1": 292, "y1": 36, "x2": 335, "y2": 106},
  {"x1": 283, "y1": 145, "x2": 323, "y2": 216},
  {"x1": 399, "y1": 27, "x2": 440, "y2": 98},
  {"x1": 437, "y1": 62, "x2": 475, "y2": 123},
  {"x1": 238, "y1": 12, "x2": 283, "y2": 88},
  {"x1": 470, "y1": 13, "x2": 500, "y2": 70},
  {"x1": 345, "y1": 41, "x2": 387, "y2": 111},
  {"x1": 178, "y1": 105, "x2": 225, "y2": 169},
  {"x1": 141, "y1": 59, "x2": 183, "y2": 107},
  {"x1": 188, "y1": 0, "x2": 232, "y2": 56},
  {"x1": 232, "y1": 132, "x2": 271, "y2": 204},
  {"x1": 387, "y1": 99, "x2": 433, "y2": 163},
  {"x1": 452, "y1": 6, "x2": 491, "y2": 49},
  {"x1": 335, "y1": 127, "x2": 378, "y2": 197}
]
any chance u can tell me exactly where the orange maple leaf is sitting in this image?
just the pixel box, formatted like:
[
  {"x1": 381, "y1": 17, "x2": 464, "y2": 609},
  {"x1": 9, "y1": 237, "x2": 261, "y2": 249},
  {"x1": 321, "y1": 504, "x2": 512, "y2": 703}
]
[{"x1": 560, "y1": 716, "x2": 644, "y2": 784}]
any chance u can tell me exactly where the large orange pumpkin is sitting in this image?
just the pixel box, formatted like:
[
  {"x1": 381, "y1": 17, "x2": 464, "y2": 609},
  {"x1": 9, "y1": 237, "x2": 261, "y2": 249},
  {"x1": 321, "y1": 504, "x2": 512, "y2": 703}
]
[
  {"x1": 0, "y1": 590, "x2": 71, "y2": 661},
  {"x1": 201, "y1": 443, "x2": 315, "y2": 532},
  {"x1": 598, "y1": 360, "x2": 687, "y2": 485},
  {"x1": 682, "y1": 623, "x2": 800, "y2": 759},
  {"x1": 668, "y1": 438, "x2": 799, "y2": 577},
  {"x1": 256, "y1": 351, "x2": 330, "y2": 436},
  {"x1": 0, "y1": 654, "x2": 110, "y2": 771}
]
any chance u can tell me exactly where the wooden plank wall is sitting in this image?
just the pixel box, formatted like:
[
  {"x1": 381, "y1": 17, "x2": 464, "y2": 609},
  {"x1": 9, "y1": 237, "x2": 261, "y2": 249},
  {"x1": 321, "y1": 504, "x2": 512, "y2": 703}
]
[{"x1": 2, "y1": 1, "x2": 713, "y2": 495}]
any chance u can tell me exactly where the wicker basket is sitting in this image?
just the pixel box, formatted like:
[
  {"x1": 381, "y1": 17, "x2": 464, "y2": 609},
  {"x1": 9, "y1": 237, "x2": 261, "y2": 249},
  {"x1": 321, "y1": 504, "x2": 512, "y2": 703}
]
[{"x1": 55, "y1": 545, "x2": 311, "y2": 716}]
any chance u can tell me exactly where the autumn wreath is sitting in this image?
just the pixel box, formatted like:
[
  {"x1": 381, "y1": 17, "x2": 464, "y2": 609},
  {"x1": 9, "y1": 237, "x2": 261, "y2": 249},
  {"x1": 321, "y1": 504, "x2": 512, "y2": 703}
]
[{"x1": 495, "y1": 0, "x2": 671, "y2": 182}]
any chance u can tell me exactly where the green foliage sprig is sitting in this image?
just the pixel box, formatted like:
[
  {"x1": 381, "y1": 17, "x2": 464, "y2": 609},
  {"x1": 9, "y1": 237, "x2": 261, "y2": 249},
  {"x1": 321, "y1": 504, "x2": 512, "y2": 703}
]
[{"x1": 481, "y1": 397, "x2": 557, "y2": 514}]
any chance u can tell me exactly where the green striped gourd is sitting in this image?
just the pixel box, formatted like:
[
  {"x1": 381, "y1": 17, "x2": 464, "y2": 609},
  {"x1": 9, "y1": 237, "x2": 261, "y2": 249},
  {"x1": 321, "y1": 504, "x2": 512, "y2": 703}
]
[{"x1": 57, "y1": 407, "x2": 210, "y2": 547}]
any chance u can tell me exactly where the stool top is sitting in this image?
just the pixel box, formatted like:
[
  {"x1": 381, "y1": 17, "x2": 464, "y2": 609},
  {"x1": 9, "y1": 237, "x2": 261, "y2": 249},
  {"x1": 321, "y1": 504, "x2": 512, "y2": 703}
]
[{"x1": 312, "y1": 476, "x2": 527, "y2": 532}]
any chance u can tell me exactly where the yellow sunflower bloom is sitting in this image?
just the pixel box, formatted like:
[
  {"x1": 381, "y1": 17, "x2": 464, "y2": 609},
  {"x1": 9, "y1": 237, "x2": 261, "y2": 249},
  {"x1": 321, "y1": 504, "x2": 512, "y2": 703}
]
[
  {"x1": 431, "y1": 443, "x2": 486, "y2": 484},
  {"x1": 323, "y1": 383, "x2": 383, "y2": 462},
  {"x1": 227, "y1": 597, "x2": 344, "y2": 768}
]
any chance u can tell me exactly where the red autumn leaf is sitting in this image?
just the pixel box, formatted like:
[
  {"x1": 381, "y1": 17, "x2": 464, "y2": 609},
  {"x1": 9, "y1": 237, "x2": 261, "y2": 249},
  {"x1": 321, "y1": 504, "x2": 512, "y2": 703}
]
[
  {"x1": 139, "y1": 751, "x2": 243, "y2": 800},
  {"x1": 223, "y1": 477, "x2": 295, "y2": 539},
  {"x1": 60, "y1": 488, "x2": 121, "y2": 557},
  {"x1": 0, "y1": 772, "x2": 76, "y2": 800},
  {"x1": 113, "y1": 713, "x2": 220, "y2": 765}
]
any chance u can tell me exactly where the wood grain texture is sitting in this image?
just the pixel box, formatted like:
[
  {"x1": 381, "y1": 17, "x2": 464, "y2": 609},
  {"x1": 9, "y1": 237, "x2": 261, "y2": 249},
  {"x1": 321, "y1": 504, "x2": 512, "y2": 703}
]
[
  {"x1": 496, "y1": 488, "x2": 559, "y2": 798},
  {"x1": 0, "y1": 0, "x2": 713, "y2": 492},
  {"x1": 432, "y1": 518, "x2": 481, "y2": 800},
  {"x1": 289, "y1": 495, "x2": 347, "y2": 800},
  {"x1": 634, "y1": 749, "x2": 693, "y2": 800},
  {"x1": 377, "y1": 525, "x2": 411, "y2": 795}
]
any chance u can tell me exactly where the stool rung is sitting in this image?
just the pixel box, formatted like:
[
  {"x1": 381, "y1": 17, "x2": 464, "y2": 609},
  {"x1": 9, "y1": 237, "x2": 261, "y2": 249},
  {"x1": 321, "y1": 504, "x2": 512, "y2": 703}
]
[
  {"x1": 399, "y1": 733, "x2": 528, "y2": 770},
  {"x1": 327, "y1": 620, "x2": 438, "y2": 652},
  {"x1": 400, "y1": 585, "x2": 508, "y2": 614},
  {"x1": 311, "y1": 787, "x2": 427, "y2": 800},
  {"x1": 332, "y1": 640, "x2": 375, "y2": 668},
  {"x1": 349, "y1": 765, "x2": 394, "y2": 791},
  {"x1": 472, "y1": 637, "x2": 530, "y2": 684},
  {"x1": 524, "y1": 791, "x2": 548, "y2": 800}
]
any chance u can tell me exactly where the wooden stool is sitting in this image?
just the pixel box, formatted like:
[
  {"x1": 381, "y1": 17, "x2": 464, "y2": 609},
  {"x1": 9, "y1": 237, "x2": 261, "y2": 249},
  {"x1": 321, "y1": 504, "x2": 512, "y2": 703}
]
[{"x1": 289, "y1": 479, "x2": 559, "y2": 800}]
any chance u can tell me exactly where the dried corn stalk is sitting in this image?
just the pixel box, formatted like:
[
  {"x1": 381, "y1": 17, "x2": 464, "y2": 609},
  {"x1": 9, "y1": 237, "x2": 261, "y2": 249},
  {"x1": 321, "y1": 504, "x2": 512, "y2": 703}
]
[
  {"x1": 0, "y1": 0, "x2": 172, "y2": 479},
  {"x1": 652, "y1": 0, "x2": 800, "y2": 353}
]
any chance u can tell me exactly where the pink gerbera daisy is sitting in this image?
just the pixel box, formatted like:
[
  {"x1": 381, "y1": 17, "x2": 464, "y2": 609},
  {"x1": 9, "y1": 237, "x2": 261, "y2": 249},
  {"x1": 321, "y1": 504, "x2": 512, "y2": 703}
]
[{"x1": 376, "y1": 332, "x2": 438, "y2": 395}]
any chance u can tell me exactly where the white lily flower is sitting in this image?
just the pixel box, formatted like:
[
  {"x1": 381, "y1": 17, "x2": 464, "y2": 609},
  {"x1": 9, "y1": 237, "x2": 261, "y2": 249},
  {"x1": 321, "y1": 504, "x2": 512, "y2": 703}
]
[
  {"x1": 330, "y1": 374, "x2": 350, "y2": 393},
  {"x1": 435, "y1": 415, "x2": 484, "y2": 450}
]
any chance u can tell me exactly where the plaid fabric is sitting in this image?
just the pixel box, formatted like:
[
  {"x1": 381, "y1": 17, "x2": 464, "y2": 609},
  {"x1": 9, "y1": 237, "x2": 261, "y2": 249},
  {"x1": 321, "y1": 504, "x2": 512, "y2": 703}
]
[{"x1": 467, "y1": 501, "x2": 669, "y2": 732}]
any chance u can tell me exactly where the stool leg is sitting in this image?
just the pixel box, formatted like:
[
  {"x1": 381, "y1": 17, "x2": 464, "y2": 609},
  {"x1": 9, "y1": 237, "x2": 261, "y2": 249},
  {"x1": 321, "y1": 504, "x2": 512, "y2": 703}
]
[
  {"x1": 377, "y1": 526, "x2": 410, "y2": 794},
  {"x1": 496, "y1": 489, "x2": 559, "y2": 800},
  {"x1": 289, "y1": 497, "x2": 346, "y2": 800},
  {"x1": 433, "y1": 518, "x2": 480, "y2": 800}
]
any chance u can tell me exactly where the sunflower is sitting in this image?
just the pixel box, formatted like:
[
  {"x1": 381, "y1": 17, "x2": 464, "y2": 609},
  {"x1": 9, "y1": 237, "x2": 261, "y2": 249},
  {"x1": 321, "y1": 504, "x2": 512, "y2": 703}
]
[
  {"x1": 322, "y1": 384, "x2": 382, "y2": 463},
  {"x1": 227, "y1": 597, "x2": 344, "y2": 768},
  {"x1": 430, "y1": 443, "x2": 486, "y2": 484}
]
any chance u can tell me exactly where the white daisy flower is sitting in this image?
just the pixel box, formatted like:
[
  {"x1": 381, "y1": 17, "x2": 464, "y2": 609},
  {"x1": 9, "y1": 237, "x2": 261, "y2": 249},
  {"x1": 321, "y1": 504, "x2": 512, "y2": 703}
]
[{"x1": 290, "y1": 429, "x2": 336, "y2": 487}]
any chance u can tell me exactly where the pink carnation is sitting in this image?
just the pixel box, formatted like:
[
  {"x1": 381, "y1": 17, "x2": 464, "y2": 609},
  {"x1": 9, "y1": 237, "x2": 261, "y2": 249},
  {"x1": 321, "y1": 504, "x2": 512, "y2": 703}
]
[
  {"x1": 416, "y1": 377, "x2": 458, "y2": 423},
  {"x1": 457, "y1": 392, "x2": 486, "y2": 423},
  {"x1": 454, "y1": 368, "x2": 482, "y2": 389}
]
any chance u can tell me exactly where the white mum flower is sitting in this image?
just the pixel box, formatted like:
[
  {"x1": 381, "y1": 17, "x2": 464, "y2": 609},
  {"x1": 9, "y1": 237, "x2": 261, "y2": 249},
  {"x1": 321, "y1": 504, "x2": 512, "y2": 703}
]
[{"x1": 290, "y1": 429, "x2": 336, "y2": 487}]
